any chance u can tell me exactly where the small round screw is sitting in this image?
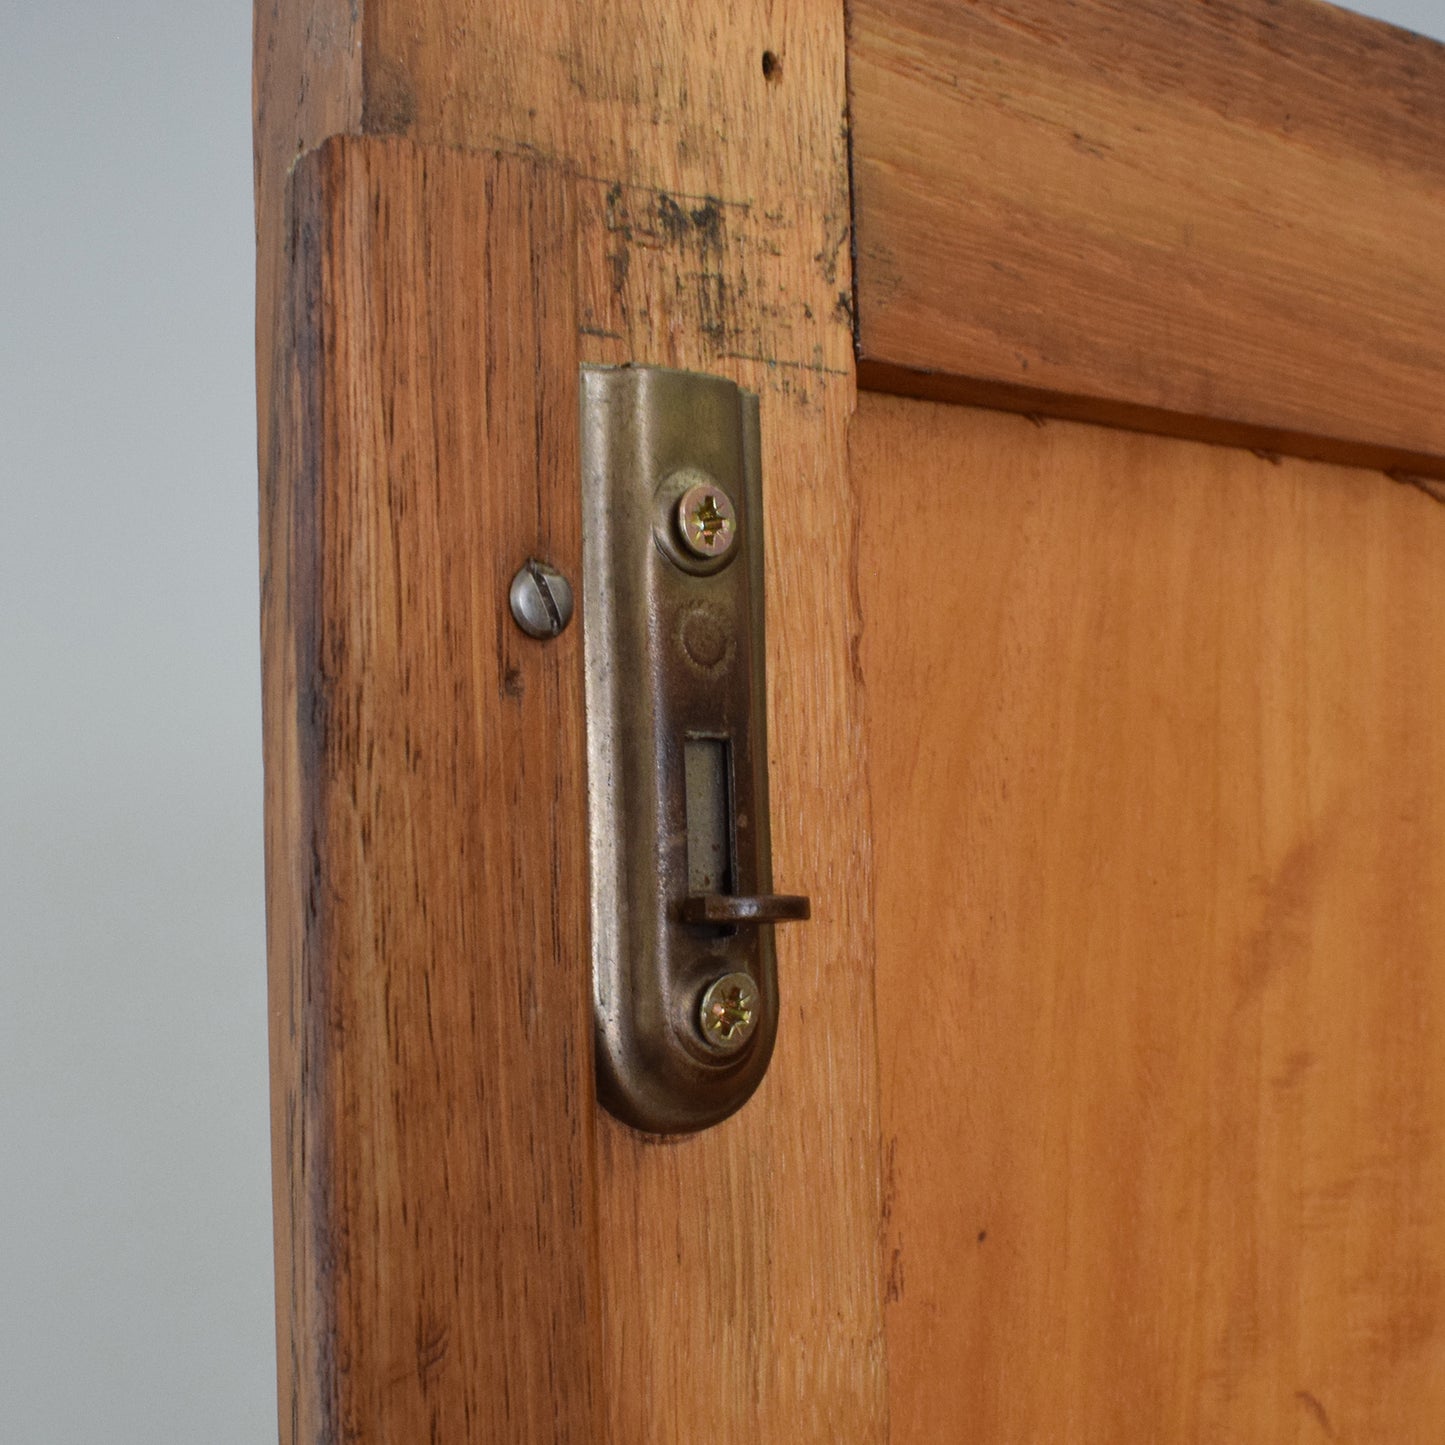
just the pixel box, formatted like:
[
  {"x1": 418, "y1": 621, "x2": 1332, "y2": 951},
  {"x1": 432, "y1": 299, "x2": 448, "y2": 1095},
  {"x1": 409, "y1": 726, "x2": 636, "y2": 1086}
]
[
  {"x1": 676, "y1": 482, "x2": 737, "y2": 559},
  {"x1": 509, "y1": 559, "x2": 574, "y2": 639},
  {"x1": 698, "y1": 971, "x2": 760, "y2": 1054}
]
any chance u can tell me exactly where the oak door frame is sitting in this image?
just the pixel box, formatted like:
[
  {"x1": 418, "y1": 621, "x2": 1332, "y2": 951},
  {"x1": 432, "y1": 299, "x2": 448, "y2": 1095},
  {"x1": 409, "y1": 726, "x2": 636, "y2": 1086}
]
[
  {"x1": 256, "y1": 1, "x2": 1445, "y2": 1440},
  {"x1": 256, "y1": 2, "x2": 884, "y2": 1441}
]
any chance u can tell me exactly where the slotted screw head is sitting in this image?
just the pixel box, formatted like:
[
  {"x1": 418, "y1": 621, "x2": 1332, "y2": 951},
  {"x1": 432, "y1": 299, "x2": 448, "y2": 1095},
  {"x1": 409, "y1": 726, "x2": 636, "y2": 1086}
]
[
  {"x1": 698, "y1": 971, "x2": 760, "y2": 1054},
  {"x1": 676, "y1": 482, "x2": 737, "y2": 559},
  {"x1": 509, "y1": 559, "x2": 574, "y2": 639}
]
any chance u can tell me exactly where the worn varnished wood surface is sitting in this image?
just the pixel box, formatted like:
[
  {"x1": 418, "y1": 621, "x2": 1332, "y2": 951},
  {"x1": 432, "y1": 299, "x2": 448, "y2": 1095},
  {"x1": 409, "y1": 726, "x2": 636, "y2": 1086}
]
[
  {"x1": 252, "y1": 0, "x2": 359, "y2": 487},
  {"x1": 849, "y1": 0, "x2": 1445, "y2": 477},
  {"x1": 260, "y1": 4, "x2": 1445, "y2": 1440},
  {"x1": 255, "y1": 3, "x2": 886, "y2": 1441},
  {"x1": 857, "y1": 393, "x2": 1445, "y2": 1440},
  {"x1": 263, "y1": 137, "x2": 600, "y2": 1442}
]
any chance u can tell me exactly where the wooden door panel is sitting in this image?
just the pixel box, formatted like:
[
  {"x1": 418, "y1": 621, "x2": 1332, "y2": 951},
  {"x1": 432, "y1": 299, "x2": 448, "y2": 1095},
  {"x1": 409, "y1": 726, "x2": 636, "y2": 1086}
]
[{"x1": 857, "y1": 392, "x2": 1445, "y2": 1440}]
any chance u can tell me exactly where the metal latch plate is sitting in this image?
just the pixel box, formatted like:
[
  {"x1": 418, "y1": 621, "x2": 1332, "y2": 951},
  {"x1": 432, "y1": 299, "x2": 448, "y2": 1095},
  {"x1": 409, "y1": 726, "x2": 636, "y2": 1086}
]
[{"x1": 580, "y1": 365, "x2": 807, "y2": 1133}]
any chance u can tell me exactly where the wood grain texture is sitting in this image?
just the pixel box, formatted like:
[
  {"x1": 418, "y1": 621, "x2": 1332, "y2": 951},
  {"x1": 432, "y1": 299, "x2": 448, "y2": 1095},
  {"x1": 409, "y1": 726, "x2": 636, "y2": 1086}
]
[
  {"x1": 857, "y1": 392, "x2": 1445, "y2": 1441},
  {"x1": 849, "y1": 0, "x2": 1445, "y2": 477},
  {"x1": 254, "y1": 13, "x2": 363, "y2": 1429},
  {"x1": 263, "y1": 135, "x2": 600, "y2": 1442},
  {"x1": 252, "y1": 0, "x2": 360, "y2": 488},
  {"x1": 255, "y1": 3, "x2": 887, "y2": 1441}
]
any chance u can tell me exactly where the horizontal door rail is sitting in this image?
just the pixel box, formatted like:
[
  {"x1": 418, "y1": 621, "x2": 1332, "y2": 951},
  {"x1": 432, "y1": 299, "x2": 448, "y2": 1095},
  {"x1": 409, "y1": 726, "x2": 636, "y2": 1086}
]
[{"x1": 848, "y1": 0, "x2": 1445, "y2": 480}]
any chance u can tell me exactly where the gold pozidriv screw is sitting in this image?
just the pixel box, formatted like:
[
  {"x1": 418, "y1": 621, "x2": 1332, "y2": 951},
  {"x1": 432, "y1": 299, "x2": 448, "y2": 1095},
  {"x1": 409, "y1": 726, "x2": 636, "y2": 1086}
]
[
  {"x1": 676, "y1": 481, "x2": 737, "y2": 559},
  {"x1": 698, "y1": 971, "x2": 760, "y2": 1053}
]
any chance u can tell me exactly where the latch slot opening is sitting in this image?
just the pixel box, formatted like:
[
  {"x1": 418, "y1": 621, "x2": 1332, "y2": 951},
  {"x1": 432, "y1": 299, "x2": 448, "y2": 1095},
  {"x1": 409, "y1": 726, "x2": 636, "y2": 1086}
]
[{"x1": 684, "y1": 734, "x2": 736, "y2": 934}]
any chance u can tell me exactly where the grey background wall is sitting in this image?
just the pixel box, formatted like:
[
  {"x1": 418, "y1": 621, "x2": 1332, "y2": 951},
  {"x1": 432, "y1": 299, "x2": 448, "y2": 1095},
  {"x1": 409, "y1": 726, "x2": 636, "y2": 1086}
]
[
  {"x1": 1, "y1": 4, "x2": 270, "y2": 1440},
  {"x1": 1351, "y1": 0, "x2": 1445, "y2": 29},
  {"x1": 0, "y1": 1, "x2": 1440, "y2": 1440}
]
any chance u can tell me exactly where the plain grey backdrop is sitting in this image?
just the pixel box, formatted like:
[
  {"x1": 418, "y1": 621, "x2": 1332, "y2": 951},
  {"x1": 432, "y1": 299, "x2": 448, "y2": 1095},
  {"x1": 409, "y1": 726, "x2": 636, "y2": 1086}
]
[{"x1": 0, "y1": 0, "x2": 1440, "y2": 1439}]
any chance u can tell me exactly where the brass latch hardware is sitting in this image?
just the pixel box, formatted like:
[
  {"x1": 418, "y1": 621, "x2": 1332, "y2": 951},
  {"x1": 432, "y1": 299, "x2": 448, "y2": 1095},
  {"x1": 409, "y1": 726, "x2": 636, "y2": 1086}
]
[{"x1": 581, "y1": 365, "x2": 809, "y2": 1134}]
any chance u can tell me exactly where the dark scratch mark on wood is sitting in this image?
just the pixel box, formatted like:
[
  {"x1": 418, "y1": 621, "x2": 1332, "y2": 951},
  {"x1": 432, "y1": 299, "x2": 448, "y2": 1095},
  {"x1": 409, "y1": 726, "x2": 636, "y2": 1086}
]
[
  {"x1": 719, "y1": 352, "x2": 849, "y2": 377},
  {"x1": 1295, "y1": 1390, "x2": 1337, "y2": 1439},
  {"x1": 1389, "y1": 469, "x2": 1445, "y2": 506},
  {"x1": 884, "y1": 1243, "x2": 905, "y2": 1303}
]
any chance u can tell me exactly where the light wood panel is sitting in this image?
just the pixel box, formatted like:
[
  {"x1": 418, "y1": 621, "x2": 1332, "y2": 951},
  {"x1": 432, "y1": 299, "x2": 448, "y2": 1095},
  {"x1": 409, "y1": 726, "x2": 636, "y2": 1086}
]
[
  {"x1": 254, "y1": 3, "x2": 887, "y2": 1441},
  {"x1": 857, "y1": 392, "x2": 1445, "y2": 1440},
  {"x1": 849, "y1": 0, "x2": 1445, "y2": 478},
  {"x1": 263, "y1": 136, "x2": 600, "y2": 1442}
]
